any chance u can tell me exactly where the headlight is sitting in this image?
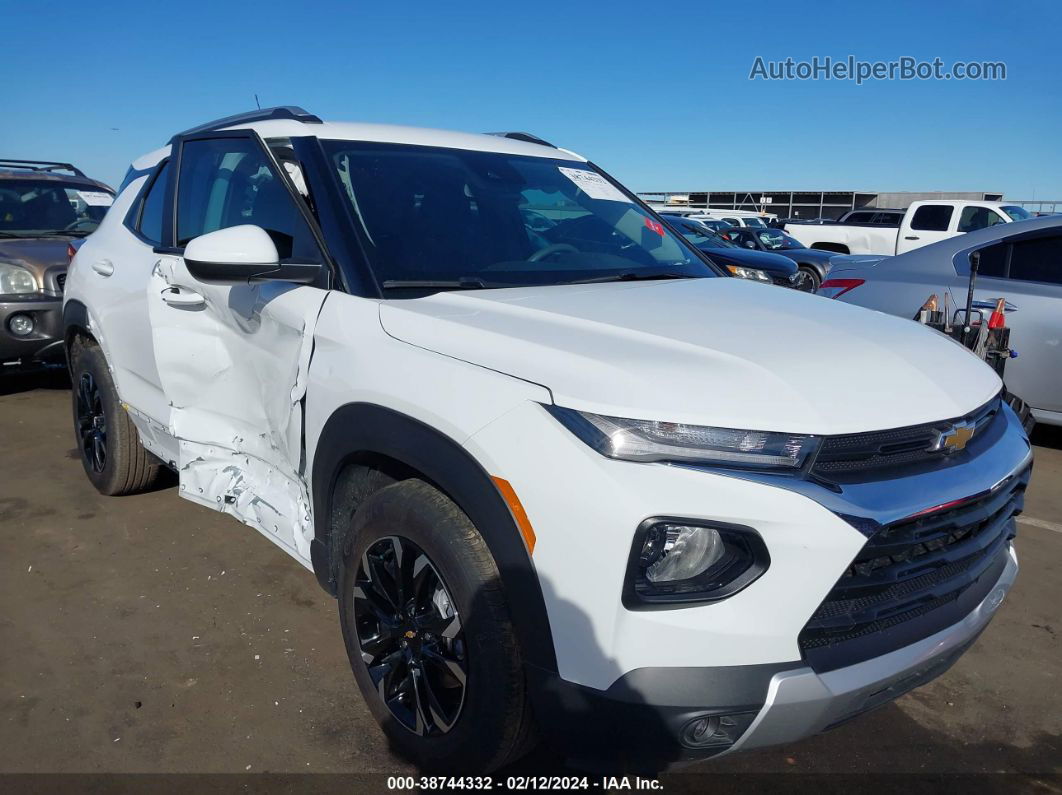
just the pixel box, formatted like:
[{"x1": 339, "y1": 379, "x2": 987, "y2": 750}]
[
  {"x1": 0, "y1": 262, "x2": 37, "y2": 294},
  {"x1": 725, "y1": 264, "x2": 772, "y2": 283},
  {"x1": 626, "y1": 518, "x2": 770, "y2": 607},
  {"x1": 547, "y1": 406, "x2": 819, "y2": 470}
]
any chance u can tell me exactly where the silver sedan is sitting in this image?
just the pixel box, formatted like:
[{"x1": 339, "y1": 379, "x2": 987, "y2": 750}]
[{"x1": 819, "y1": 216, "x2": 1062, "y2": 426}]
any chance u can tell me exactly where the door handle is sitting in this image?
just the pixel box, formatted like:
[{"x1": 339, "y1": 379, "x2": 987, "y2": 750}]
[
  {"x1": 91, "y1": 259, "x2": 114, "y2": 276},
  {"x1": 160, "y1": 285, "x2": 206, "y2": 309},
  {"x1": 903, "y1": 236, "x2": 920, "y2": 240}
]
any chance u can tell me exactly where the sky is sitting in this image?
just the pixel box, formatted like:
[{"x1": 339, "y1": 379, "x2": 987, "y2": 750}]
[{"x1": 3, "y1": 0, "x2": 1060, "y2": 199}]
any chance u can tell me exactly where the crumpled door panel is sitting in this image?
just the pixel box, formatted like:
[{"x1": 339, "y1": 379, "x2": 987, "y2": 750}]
[{"x1": 148, "y1": 255, "x2": 328, "y2": 560}]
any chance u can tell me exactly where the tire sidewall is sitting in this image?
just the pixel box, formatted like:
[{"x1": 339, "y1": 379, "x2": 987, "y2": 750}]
[{"x1": 338, "y1": 480, "x2": 525, "y2": 772}]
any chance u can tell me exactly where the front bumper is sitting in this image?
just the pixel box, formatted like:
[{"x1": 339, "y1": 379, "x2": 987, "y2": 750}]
[
  {"x1": 0, "y1": 296, "x2": 64, "y2": 367},
  {"x1": 724, "y1": 541, "x2": 1017, "y2": 754},
  {"x1": 529, "y1": 543, "x2": 1017, "y2": 767},
  {"x1": 468, "y1": 397, "x2": 1030, "y2": 765}
]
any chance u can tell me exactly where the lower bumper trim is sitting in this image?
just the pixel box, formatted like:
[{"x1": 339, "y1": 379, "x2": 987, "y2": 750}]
[{"x1": 723, "y1": 543, "x2": 1018, "y2": 755}]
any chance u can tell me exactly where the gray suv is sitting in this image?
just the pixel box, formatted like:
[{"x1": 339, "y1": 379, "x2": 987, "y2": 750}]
[{"x1": 0, "y1": 160, "x2": 114, "y2": 369}]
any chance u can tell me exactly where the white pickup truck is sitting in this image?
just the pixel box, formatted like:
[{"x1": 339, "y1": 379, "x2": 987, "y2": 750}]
[{"x1": 785, "y1": 200, "x2": 1031, "y2": 256}]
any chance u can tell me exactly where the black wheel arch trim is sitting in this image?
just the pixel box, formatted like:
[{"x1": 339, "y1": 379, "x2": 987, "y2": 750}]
[
  {"x1": 310, "y1": 402, "x2": 558, "y2": 672},
  {"x1": 63, "y1": 299, "x2": 89, "y2": 335},
  {"x1": 62, "y1": 300, "x2": 93, "y2": 366},
  {"x1": 798, "y1": 261, "x2": 827, "y2": 279}
]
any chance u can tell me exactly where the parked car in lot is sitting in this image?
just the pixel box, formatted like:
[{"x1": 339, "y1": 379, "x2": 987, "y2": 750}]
[
  {"x1": 65, "y1": 106, "x2": 1032, "y2": 772},
  {"x1": 836, "y1": 208, "x2": 905, "y2": 227},
  {"x1": 0, "y1": 160, "x2": 113, "y2": 370},
  {"x1": 664, "y1": 216, "x2": 809, "y2": 289},
  {"x1": 706, "y1": 210, "x2": 774, "y2": 228},
  {"x1": 785, "y1": 200, "x2": 1032, "y2": 257},
  {"x1": 720, "y1": 226, "x2": 836, "y2": 290},
  {"x1": 649, "y1": 206, "x2": 775, "y2": 229},
  {"x1": 660, "y1": 212, "x2": 730, "y2": 233},
  {"x1": 821, "y1": 215, "x2": 1062, "y2": 427}
]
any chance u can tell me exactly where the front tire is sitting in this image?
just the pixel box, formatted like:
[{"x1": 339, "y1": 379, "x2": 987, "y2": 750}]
[
  {"x1": 70, "y1": 344, "x2": 160, "y2": 495},
  {"x1": 799, "y1": 266, "x2": 821, "y2": 292},
  {"x1": 338, "y1": 479, "x2": 536, "y2": 772}
]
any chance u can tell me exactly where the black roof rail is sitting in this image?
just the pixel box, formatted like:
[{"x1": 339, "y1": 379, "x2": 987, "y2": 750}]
[
  {"x1": 170, "y1": 106, "x2": 323, "y2": 142},
  {"x1": 0, "y1": 159, "x2": 86, "y2": 177},
  {"x1": 485, "y1": 131, "x2": 557, "y2": 149}
]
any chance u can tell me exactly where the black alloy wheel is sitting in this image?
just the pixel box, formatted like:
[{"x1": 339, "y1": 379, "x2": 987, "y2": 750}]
[
  {"x1": 353, "y1": 535, "x2": 468, "y2": 736},
  {"x1": 75, "y1": 371, "x2": 107, "y2": 473}
]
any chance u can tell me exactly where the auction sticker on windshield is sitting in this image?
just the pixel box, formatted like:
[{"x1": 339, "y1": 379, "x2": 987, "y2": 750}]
[
  {"x1": 557, "y1": 167, "x2": 630, "y2": 203},
  {"x1": 77, "y1": 191, "x2": 114, "y2": 206}
]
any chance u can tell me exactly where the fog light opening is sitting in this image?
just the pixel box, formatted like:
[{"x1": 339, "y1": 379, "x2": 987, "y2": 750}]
[
  {"x1": 684, "y1": 716, "x2": 720, "y2": 746},
  {"x1": 679, "y1": 712, "x2": 757, "y2": 749},
  {"x1": 8, "y1": 313, "x2": 34, "y2": 337}
]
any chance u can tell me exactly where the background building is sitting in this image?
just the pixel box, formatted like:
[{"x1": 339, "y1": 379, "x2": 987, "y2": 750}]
[{"x1": 636, "y1": 190, "x2": 1009, "y2": 220}]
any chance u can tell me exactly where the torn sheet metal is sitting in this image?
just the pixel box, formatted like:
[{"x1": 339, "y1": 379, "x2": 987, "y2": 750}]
[
  {"x1": 147, "y1": 255, "x2": 327, "y2": 560},
  {"x1": 178, "y1": 440, "x2": 313, "y2": 559}
]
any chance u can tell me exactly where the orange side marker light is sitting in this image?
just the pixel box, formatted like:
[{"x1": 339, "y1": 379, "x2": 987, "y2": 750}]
[{"x1": 491, "y1": 476, "x2": 536, "y2": 556}]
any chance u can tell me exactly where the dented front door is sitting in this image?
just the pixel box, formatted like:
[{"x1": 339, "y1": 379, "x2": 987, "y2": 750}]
[
  {"x1": 148, "y1": 257, "x2": 327, "y2": 560},
  {"x1": 147, "y1": 131, "x2": 331, "y2": 562}
]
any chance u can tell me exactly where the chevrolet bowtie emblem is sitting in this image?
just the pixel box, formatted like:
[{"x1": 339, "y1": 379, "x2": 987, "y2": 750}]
[{"x1": 934, "y1": 423, "x2": 975, "y2": 453}]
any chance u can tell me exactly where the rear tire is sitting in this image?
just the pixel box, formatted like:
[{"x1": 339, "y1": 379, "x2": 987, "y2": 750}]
[
  {"x1": 338, "y1": 479, "x2": 537, "y2": 772},
  {"x1": 70, "y1": 344, "x2": 160, "y2": 495}
]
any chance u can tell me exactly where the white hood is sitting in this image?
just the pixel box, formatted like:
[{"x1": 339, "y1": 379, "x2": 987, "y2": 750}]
[{"x1": 379, "y1": 278, "x2": 1001, "y2": 435}]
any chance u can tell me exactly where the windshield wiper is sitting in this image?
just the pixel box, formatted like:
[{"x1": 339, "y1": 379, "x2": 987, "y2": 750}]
[
  {"x1": 381, "y1": 278, "x2": 491, "y2": 290},
  {"x1": 381, "y1": 272, "x2": 701, "y2": 290},
  {"x1": 40, "y1": 229, "x2": 92, "y2": 238},
  {"x1": 561, "y1": 271, "x2": 701, "y2": 285}
]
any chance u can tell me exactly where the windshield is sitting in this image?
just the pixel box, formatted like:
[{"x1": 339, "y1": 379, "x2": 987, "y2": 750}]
[
  {"x1": 743, "y1": 217, "x2": 767, "y2": 228},
  {"x1": 675, "y1": 223, "x2": 737, "y2": 249},
  {"x1": 1000, "y1": 205, "x2": 1032, "y2": 221},
  {"x1": 0, "y1": 180, "x2": 113, "y2": 237},
  {"x1": 753, "y1": 229, "x2": 804, "y2": 250},
  {"x1": 323, "y1": 142, "x2": 717, "y2": 289}
]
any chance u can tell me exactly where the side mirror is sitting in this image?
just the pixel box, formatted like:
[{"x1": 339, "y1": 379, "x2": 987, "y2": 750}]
[{"x1": 183, "y1": 225, "x2": 321, "y2": 284}]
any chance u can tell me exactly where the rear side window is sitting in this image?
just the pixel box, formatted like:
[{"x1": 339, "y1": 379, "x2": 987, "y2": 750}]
[
  {"x1": 176, "y1": 137, "x2": 321, "y2": 261},
  {"x1": 137, "y1": 160, "x2": 171, "y2": 244},
  {"x1": 910, "y1": 205, "x2": 953, "y2": 231},
  {"x1": 1008, "y1": 235, "x2": 1062, "y2": 284},
  {"x1": 957, "y1": 206, "x2": 1006, "y2": 233},
  {"x1": 845, "y1": 211, "x2": 874, "y2": 224},
  {"x1": 973, "y1": 241, "x2": 1008, "y2": 277},
  {"x1": 872, "y1": 212, "x2": 902, "y2": 226}
]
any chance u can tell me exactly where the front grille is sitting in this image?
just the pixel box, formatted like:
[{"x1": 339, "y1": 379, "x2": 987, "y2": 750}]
[
  {"x1": 811, "y1": 397, "x2": 1000, "y2": 478},
  {"x1": 799, "y1": 464, "x2": 1029, "y2": 672},
  {"x1": 55, "y1": 272, "x2": 66, "y2": 292}
]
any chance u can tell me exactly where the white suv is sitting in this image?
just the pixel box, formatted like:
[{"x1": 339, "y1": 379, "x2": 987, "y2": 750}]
[{"x1": 64, "y1": 107, "x2": 1032, "y2": 772}]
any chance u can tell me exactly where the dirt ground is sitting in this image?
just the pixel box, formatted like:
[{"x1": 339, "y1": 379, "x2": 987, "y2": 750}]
[{"x1": 1, "y1": 371, "x2": 1059, "y2": 791}]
